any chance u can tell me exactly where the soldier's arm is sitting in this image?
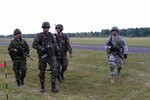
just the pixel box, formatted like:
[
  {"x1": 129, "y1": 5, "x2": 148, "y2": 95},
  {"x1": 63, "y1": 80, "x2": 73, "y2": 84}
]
[
  {"x1": 8, "y1": 40, "x2": 14, "y2": 52},
  {"x1": 51, "y1": 34, "x2": 55, "y2": 44},
  {"x1": 54, "y1": 35, "x2": 60, "y2": 51},
  {"x1": 52, "y1": 33, "x2": 61, "y2": 51},
  {"x1": 104, "y1": 37, "x2": 112, "y2": 50},
  {"x1": 66, "y1": 35, "x2": 72, "y2": 54},
  {"x1": 24, "y1": 40, "x2": 30, "y2": 54},
  {"x1": 121, "y1": 38, "x2": 128, "y2": 54},
  {"x1": 32, "y1": 33, "x2": 40, "y2": 49},
  {"x1": 53, "y1": 34, "x2": 57, "y2": 44}
]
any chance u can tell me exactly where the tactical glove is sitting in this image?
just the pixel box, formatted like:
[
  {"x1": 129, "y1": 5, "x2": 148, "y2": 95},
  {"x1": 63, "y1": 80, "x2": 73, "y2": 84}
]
[
  {"x1": 69, "y1": 54, "x2": 72, "y2": 58},
  {"x1": 124, "y1": 54, "x2": 127, "y2": 59},
  {"x1": 39, "y1": 46, "x2": 45, "y2": 51},
  {"x1": 109, "y1": 46, "x2": 117, "y2": 51},
  {"x1": 14, "y1": 48, "x2": 18, "y2": 52}
]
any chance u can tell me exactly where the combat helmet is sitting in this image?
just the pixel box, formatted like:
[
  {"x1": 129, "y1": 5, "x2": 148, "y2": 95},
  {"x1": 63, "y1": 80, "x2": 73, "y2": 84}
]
[
  {"x1": 14, "y1": 28, "x2": 21, "y2": 35},
  {"x1": 42, "y1": 21, "x2": 50, "y2": 28},
  {"x1": 111, "y1": 26, "x2": 119, "y2": 32},
  {"x1": 55, "y1": 24, "x2": 63, "y2": 31}
]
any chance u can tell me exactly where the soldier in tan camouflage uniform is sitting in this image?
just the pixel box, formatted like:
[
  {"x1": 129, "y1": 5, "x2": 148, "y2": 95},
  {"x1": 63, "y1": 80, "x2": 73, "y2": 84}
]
[
  {"x1": 32, "y1": 22, "x2": 58, "y2": 93},
  {"x1": 55, "y1": 24, "x2": 72, "y2": 83},
  {"x1": 105, "y1": 26, "x2": 128, "y2": 83},
  {"x1": 8, "y1": 29, "x2": 30, "y2": 87}
]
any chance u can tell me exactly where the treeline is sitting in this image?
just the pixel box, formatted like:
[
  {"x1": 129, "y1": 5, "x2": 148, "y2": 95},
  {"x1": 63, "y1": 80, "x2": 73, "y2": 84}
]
[
  {"x1": 1, "y1": 27, "x2": 150, "y2": 38},
  {"x1": 2, "y1": 34, "x2": 36, "y2": 38},
  {"x1": 66, "y1": 28, "x2": 150, "y2": 37}
]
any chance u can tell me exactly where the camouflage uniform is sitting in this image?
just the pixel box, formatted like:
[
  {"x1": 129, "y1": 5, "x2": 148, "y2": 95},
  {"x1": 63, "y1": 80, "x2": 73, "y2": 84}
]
[
  {"x1": 105, "y1": 26, "x2": 128, "y2": 83},
  {"x1": 55, "y1": 24, "x2": 72, "y2": 81},
  {"x1": 32, "y1": 21, "x2": 58, "y2": 93},
  {"x1": 8, "y1": 29, "x2": 30, "y2": 87}
]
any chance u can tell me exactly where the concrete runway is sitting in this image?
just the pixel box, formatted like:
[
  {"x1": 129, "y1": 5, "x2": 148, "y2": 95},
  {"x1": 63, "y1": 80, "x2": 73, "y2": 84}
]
[{"x1": 1, "y1": 42, "x2": 150, "y2": 54}]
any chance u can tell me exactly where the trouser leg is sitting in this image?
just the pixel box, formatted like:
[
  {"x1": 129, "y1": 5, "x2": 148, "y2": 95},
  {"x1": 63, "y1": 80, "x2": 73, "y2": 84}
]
[
  {"x1": 61, "y1": 55, "x2": 68, "y2": 80},
  {"x1": 50, "y1": 56, "x2": 58, "y2": 92},
  {"x1": 38, "y1": 59, "x2": 47, "y2": 93},
  {"x1": 13, "y1": 61, "x2": 21, "y2": 87},
  {"x1": 20, "y1": 61, "x2": 27, "y2": 85}
]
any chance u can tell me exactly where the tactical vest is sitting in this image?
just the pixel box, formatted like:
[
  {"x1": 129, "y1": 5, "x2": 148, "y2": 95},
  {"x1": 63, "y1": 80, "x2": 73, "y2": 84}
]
[
  {"x1": 37, "y1": 32, "x2": 55, "y2": 57},
  {"x1": 56, "y1": 34, "x2": 68, "y2": 53},
  {"x1": 9, "y1": 38, "x2": 26, "y2": 60},
  {"x1": 106, "y1": 36, "x2": 124, "y2": 55}
]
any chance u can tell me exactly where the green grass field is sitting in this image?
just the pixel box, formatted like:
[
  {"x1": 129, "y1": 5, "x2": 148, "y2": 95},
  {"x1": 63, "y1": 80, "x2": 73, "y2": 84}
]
[
  {"x1": 0, "y1": 45, "x2": 150, "y2": 100},
  {"x1": 70, "y1": 37, "x2": 150, "y2": 47},
  {"x1": 1, "y1": 37, "x2": 150, "y2": 47}
]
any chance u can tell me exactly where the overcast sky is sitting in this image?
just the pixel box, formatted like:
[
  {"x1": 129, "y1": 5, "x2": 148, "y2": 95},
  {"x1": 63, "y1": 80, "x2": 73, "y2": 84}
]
[{"x1": 0, "y1": 0, "x2": 149, "y2": 35}]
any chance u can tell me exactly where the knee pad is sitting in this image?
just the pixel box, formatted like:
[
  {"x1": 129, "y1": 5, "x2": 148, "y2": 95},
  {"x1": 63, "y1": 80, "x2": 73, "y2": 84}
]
[
  {"x1": 109, "y1": 62, "x2": 116, "y2": 76},
  {"x1": 109, "y1": 61, "x2": 116, "y2": 66},
  {"x1": 110, "y1": 65, "x2": 114, "y2": 72}
]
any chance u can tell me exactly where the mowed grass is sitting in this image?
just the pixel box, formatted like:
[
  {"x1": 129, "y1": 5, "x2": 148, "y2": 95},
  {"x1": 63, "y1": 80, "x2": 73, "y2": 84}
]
[{"x1": 0, "y1": 46, "x2": 150, "y2": 100}]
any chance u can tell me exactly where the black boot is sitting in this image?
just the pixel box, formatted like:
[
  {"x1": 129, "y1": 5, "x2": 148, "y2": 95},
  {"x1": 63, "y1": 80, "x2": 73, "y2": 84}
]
[
  {"x1": 40, "y1": 82, "x2": 45, "y2": 93},
  {"x1": 51, "y1": 82, "x2": 58, "y2": 93},
  {"x1": 17, "y1": 80, "x2": 21, "y2": 87},
  {"x1": 61, "y1": 73, "x2": 65, "y2": 80},
  {"x1": 57, "y1": 75, "x2": 62, "y2": 83},
  {"x1": 21, "y1": 78, "x2": 24, "y2": 85}
]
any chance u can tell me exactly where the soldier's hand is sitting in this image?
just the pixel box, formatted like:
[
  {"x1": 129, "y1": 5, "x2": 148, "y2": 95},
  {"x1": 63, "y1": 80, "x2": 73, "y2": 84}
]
[
  {"x1": 39, "y1": 46, "x2": 45, "y2": 51},
  {"x1": 14, "y1": 48, "x2": 18, "y2": 52},
  {"x1": 58, "y1": 56, "x2": 61, "y2": 60},
  {"x1": 69, "y1": 54, "x2": 72, "y2": 58},
  {"x1": 124, "y1": 54, "x2": 127, "y2": 59},
  {"x1": 109, "y1": 46, "x2": 117, "y2": 51},
  {"x1": 56, "y1": 46, "x2": 60, "y2": 50}
]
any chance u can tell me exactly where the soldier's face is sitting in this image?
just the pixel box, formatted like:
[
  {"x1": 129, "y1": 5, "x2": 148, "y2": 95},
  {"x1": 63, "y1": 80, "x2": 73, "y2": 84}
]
[
  {"x1": 56, "y1": 28, "x2": 61, "y2": 34},
  {"x1": 43, "y1": 28, "x2": 49, "y2": 33},
  {"x1": 15, "y1": 34, "x2": 21, "y2": 39},
  {"x1": 111, "y1": 31, "x2": 118, "y2": 36}
]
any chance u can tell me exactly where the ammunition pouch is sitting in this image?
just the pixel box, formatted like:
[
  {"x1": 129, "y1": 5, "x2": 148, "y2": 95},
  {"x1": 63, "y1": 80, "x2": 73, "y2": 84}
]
[{"x1": 39, "y1": 44, "x2": 55, "y2": 60}]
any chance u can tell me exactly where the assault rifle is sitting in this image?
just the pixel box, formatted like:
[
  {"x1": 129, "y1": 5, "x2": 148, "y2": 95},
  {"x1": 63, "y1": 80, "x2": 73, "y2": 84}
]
[
  {"x1": 40, "y1": 44, "x2": 56, "y2": 72},
  {"x1": 107, "y1": 37, "x2": 125, "y2": 62},
  {"x1": 14, "y1": 46, "x2": 34, "y2": 61}
]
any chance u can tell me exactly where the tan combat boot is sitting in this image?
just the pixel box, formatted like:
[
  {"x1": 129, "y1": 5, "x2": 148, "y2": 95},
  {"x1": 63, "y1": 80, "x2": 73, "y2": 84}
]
[
  {"x1": 117, "y1": 68, "x2": 122, "y2": 78},
  {"x1": 111, "y1": 76, "x2": 115, "y2": 84}
]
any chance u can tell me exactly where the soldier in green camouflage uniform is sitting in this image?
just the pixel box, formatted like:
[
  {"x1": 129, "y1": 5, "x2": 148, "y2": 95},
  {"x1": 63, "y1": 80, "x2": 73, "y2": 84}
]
[
  {"x1": 8, "y1": 29, "x2": 30, "y2": 87},
  {"x1": 32, "y1": 22, "x2": 58, "y2": 93},
  {"x1": 55, "y1": 24, "x2": 72, "y2": 83}
]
